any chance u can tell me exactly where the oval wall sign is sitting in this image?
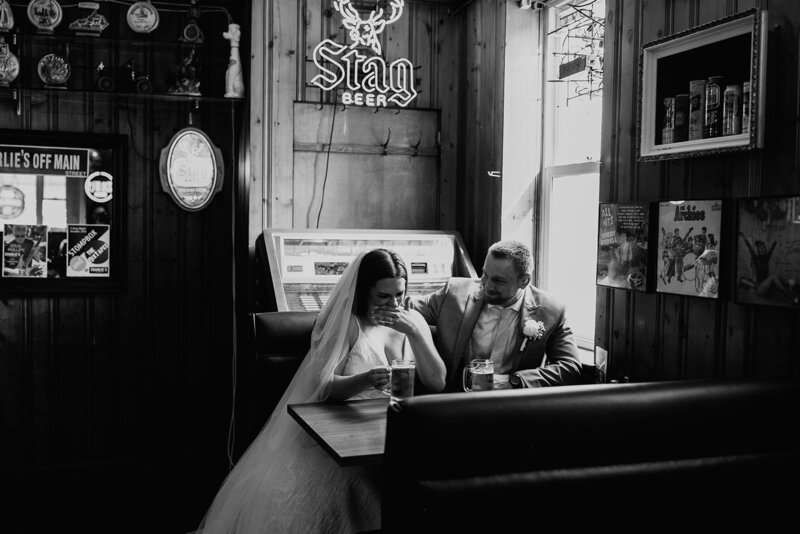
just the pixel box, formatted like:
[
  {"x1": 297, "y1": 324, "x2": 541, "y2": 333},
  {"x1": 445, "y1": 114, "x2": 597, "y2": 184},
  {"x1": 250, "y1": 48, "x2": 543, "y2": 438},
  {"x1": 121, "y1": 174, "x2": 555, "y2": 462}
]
[{"x1": 158, "y1": 127, "x2": 224, "y2": 212}]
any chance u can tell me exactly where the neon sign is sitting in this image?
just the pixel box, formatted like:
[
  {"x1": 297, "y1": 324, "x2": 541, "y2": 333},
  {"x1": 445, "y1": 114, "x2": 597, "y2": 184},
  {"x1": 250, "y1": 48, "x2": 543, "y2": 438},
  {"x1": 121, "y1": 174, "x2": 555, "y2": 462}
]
[{"x1": 311, "y1": 0, "x2": 417, "y2": 108}]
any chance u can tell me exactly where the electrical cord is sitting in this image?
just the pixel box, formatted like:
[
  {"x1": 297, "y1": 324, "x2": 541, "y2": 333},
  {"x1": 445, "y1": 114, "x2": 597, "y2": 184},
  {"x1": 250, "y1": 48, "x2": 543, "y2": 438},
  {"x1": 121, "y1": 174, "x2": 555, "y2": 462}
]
[{"x1": 315, "y1": 93, "x2": 338, "y2": 228}]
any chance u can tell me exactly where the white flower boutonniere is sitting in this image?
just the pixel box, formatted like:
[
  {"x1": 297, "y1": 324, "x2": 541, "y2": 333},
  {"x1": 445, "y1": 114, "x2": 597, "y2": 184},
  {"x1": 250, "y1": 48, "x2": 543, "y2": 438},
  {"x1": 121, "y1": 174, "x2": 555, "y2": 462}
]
[{"x1": 519, "y1": 318, "x2": 546, "y2": 351}]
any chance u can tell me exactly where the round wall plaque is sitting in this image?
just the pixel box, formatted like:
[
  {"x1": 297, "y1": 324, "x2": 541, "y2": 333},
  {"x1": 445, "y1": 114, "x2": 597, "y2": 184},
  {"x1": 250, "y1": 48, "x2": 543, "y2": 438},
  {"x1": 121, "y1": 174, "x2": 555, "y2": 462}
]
[
  {"x1": 37, "y1": 52, "x2": 70, "y2": 88},
  {"x1": 158, "y1": 127, "x2": 224, "y2": 212},
  {"x1": 84, "y1": 171, "x2": 113, "y2": 203},
  {"x1": 27, "y1": 0, "x2": 63, "y2": 33},
  {"x1": 127, "y1": 1, "x2": 159, "y2": 34}
]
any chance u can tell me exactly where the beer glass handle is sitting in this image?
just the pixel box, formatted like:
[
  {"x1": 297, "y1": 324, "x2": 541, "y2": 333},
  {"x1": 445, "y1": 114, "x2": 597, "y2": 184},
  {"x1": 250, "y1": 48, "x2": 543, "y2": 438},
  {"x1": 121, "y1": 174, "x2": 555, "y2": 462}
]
[{"x1": 462, "y1": 366, "x2": 472, "y2": 392}]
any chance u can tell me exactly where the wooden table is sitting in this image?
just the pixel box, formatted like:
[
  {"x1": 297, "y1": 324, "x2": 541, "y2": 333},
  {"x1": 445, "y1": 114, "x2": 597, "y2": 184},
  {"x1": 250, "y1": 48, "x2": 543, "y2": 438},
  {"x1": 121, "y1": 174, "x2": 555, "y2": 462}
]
[{"x1": 287, "y1": 397, "x2": 389, "y2": 466}]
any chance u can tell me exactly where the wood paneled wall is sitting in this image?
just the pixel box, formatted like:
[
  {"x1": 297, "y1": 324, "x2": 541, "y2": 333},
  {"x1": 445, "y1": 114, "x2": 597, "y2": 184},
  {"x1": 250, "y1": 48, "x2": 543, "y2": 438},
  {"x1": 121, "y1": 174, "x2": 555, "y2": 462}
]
[
  {"x1": 247, "y1": 0, "x2": 511, "y2": 273},
  {"x1": 0, "y1": 3, "x2": 248, "y2": 532},
  {"x1": 599, "y1": 0, "x2": 800, "y2": 382}
]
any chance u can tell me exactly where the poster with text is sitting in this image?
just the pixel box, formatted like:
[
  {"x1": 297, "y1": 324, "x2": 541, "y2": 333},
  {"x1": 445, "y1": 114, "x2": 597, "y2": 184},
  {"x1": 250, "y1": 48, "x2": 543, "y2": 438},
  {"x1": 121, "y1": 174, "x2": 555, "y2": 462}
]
[
  {"x1": 656, "y1": 200, "x2": 722, "y2": 298},
  {"x1": 3, "y1": 224, "x2": 48, "y2": 278},
  {"x1": 66, "y1": 224, "x2": 110, "y2": 277},
  {"x1": 596, "y1": 202, "x2": 650, "y2": 291},
  {"x1": 735, "y1": 196, "x2": 800, "y2": 308}
]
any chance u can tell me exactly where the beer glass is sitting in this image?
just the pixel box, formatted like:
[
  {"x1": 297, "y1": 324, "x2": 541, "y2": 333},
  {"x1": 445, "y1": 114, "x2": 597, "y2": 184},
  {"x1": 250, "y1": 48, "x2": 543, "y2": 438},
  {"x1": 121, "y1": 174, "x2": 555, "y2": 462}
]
[
  {"x1": 462, "y1": 359, "x2": 494, "y2": 392},
  {"x1": 390, "y1": 359, "x2": 415, "y2": 404}
]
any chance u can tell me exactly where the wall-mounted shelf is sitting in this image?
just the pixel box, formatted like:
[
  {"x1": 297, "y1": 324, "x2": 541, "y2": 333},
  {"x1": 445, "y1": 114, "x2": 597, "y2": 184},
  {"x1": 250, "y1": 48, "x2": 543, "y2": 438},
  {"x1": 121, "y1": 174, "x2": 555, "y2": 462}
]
[
  {"x1": 0, "y1": 86, "x2": 243, "y2": 103},
  {"x1": 637, "y1": 9, "x2": 768, "y2": 161},
  {"x1": 0, "y1": 1, "x2": 242, "y2": 106}
]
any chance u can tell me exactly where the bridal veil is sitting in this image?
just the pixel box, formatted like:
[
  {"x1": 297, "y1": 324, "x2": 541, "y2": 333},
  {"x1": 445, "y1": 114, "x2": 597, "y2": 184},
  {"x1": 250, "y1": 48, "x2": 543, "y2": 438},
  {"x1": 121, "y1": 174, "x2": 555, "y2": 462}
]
[{"x1": 198, "y1": 252, "x2": 381, "y2": 533}]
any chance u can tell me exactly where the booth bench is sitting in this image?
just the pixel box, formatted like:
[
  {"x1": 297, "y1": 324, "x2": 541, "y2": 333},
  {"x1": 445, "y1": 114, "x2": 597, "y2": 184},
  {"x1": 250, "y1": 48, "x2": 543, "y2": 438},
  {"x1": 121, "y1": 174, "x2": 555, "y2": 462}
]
[{"x1": 381, "y1": 378, "x2": 800, "y2": 531}]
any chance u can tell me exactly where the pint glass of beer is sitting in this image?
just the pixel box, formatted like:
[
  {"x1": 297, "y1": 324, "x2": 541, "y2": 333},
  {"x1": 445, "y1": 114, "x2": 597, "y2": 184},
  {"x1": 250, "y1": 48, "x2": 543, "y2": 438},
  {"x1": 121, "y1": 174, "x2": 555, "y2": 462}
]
[
  {"x1": 390, "y1": 359, "x2": 415, "y2": 404},
  {"x1": 462, "y1": 359, "x2": 494, "y2": 392}
]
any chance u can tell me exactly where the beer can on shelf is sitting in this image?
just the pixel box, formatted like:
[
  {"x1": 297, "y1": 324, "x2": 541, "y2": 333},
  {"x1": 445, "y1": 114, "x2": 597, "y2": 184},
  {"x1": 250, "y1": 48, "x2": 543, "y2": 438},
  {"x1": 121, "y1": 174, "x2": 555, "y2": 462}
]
[
  {"x1": 674, "y1": 93, "x2": 689, "y2": 142},
  {"x1": 661, "y1": 96, "x2": 675, "y2": 144},
  {"x1": 742, "y1": 81, "x2": 751, "y2": 134},
  {"x1": 704, "y1": 76, "x2": 724, "y2": 138},
  {"x1": 722, "y1": 84, "x2": 741, "y2": 136},
  {"x1": 688, "y1": 79, "x2": 706, "y2": 140}
]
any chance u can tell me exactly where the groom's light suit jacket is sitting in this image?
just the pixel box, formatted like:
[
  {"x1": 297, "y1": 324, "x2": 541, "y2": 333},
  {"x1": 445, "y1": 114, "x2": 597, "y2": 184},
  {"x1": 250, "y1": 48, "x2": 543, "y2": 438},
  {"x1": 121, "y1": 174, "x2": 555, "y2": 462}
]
[{"x1": 409, "y1": 277, "x2": 583, "y2": 392}]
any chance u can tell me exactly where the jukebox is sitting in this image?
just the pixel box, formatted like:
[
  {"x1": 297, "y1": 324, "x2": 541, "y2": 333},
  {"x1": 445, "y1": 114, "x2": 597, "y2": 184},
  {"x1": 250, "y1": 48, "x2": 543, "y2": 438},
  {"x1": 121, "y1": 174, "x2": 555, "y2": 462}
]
[{"x1": 254, "y1": 228, "x2": 478, "y2": 312}]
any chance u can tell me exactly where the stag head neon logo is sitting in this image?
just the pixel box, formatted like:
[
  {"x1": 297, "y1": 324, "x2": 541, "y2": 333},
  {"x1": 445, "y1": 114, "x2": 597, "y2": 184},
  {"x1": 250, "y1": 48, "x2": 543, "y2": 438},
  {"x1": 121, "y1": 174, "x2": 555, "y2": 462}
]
[
  {"x1": 334, "y1": 0, "x2": 402, "y2": 55},
  {"x1": 311, "y1": 0, "x2": 418, "y2": 108}
]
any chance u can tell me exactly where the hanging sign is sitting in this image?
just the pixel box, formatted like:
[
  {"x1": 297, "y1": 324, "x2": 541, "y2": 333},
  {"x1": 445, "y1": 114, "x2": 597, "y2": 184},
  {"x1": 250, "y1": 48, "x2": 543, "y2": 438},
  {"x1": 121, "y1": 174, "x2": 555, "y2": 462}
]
[
  {"x1": 158, "y1": 127, "x2": 224, "y2": 212},
  {"x1": 311, "y1": 0, "x2": 417, "y2": 108},
  {"x1": 0, "y1": 144, "x2": 89, "y2": 176}
]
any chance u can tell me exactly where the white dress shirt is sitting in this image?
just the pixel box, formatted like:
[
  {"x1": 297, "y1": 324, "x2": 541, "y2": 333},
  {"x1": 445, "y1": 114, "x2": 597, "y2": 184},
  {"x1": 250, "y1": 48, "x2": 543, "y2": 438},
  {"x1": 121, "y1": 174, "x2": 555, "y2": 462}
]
[{"x1": 468, "y1": 293, "x2": 523, "y2": 373}]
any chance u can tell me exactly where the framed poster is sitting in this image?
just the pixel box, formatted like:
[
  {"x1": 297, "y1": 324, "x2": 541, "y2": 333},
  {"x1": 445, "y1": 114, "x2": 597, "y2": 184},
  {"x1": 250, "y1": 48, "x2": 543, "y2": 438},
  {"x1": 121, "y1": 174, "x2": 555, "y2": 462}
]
[
  {"x1": 656, "y1": 199, "x2": 722, "y2": 298},
  {"x1": 596, "y1": 202, "x2": 651, "y2": 292},
  {"x1": 735, "y1": 195, "x2": 800, "y2": 308},
  {"x1": 0, "y1": 129, "x2": 126, "y2": 293}
]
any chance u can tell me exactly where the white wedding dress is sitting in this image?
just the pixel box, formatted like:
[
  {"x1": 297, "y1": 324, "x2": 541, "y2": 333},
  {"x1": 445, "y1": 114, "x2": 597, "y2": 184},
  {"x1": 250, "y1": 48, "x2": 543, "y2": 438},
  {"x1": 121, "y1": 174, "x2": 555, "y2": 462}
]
[{"x1": 198, "y1": 253, "x2": 398, "y2": 534}]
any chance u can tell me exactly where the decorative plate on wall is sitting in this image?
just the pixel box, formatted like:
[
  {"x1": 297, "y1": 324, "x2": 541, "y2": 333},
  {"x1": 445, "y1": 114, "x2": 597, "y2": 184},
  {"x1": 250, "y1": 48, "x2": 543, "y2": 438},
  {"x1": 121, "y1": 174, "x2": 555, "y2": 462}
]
[
  {"x1": 27, "y1": 0, "x2": 63, "y2": 33},
  {"x1": 37, "y1": 52, "x2": 70, "y2": 88},
  {"x1": 127, "y1": 1, "x2": 159, "y2": 33}
]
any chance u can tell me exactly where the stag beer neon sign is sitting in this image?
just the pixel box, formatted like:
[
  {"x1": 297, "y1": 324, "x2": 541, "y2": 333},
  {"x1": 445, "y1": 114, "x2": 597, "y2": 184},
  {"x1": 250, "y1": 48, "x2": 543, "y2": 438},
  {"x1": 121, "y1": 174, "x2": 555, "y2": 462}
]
[{"x1": 311, "y1": 0, "x2": 417, "y2": 108}]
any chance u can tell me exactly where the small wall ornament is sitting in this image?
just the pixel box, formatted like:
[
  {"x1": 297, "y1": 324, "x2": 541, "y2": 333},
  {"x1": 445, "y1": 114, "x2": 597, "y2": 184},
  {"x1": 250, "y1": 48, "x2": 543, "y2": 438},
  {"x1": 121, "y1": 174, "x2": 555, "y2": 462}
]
[
  {"x1": 37, "y1": 45, "x2": 70, "y2": 89},
  {"x1": 180, "y1": 0, "x2": 204, "y2": 44},
  {"x1": 27, "y1": 0, "x2": 63, "y2": 34},
  {"x1": 127, "y1": 1, "x2": 159, "y2": 34},
  {"x1": 159, "y1": 127, "x2": 224, "y2": 212},
  {"x1": 223, "y1": 23, "x2": 244, "y2": 98},
  {"x1": 69, "y1": 1, "x2": 109, "y2": 37},
  {"x1": 0, "y1": 0, "x2": 14, "y2": 32},
  {"x1": 0, "y1": 35, "x2": 19, "y2": 87}
]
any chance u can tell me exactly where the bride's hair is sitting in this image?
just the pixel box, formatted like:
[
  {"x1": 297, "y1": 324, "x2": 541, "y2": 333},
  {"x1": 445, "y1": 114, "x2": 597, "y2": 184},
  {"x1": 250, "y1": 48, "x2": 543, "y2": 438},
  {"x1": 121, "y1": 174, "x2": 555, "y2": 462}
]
[{"x1": 354, "y1": 248, "x2": 408, "y2": 316}]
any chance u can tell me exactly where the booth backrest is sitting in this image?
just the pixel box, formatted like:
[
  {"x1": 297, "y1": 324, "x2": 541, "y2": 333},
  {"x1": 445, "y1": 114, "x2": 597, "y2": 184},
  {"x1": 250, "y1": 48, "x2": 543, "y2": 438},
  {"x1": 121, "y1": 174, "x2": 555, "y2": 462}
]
[
  {"x1": 251, "y1": 311, "x2": 318, "y2": 426},
  {"x1": 382, "y1": 378, "x2": 800, "y2": 531},
  {"x1": 251, "y1": 310, "x2": 598, "y2": 428}
]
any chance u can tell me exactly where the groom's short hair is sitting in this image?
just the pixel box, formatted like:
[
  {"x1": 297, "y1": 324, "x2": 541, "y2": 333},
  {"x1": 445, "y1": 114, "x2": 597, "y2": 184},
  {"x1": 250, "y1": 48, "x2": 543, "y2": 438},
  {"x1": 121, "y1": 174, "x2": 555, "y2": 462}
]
[{"x1": 488, "y1": 240, "x2": 532, "y2": 279}]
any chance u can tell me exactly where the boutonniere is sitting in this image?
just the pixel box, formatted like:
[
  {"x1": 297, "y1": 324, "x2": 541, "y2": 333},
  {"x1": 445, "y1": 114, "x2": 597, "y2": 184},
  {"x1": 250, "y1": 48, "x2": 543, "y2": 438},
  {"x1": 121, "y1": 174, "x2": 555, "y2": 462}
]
[{"x1": 520, "y1": 318, "x2": 546, "y2": 351}]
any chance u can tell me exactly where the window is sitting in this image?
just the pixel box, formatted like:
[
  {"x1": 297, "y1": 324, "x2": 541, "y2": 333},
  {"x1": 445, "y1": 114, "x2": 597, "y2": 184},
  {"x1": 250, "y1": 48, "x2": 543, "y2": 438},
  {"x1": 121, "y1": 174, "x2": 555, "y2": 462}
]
[{"x1": 539, "y1": 0, "x2": 605, "y2": 350}]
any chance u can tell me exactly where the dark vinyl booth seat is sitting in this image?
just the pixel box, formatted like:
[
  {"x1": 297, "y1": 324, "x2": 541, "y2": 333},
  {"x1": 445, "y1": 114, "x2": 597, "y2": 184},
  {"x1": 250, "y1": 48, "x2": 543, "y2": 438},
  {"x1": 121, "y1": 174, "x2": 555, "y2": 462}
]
[
  {"x1": 251, "y1": 311, "x2": 318, "y2": 428},
  {"x1": 381, "y1": 378, "x2": 800, "y2": 532}
]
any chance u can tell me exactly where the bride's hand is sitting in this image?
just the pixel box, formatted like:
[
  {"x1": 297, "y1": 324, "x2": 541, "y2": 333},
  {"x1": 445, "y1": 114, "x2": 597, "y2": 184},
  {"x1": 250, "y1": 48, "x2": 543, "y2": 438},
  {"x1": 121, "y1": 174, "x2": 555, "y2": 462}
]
[
  {"x1": 371, "y1": 302, "x2": 420, "y2": 334},
  {"x1": 368, "y1": 365, "x2": 391, "y2": 390}
]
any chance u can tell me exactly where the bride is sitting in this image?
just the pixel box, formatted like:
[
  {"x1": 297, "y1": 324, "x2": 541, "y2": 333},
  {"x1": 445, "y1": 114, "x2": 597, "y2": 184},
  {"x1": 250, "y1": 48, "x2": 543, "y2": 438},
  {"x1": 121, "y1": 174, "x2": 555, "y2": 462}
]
[{"x1": 197, "y1": 248, "x2": 446, "y2": 533}]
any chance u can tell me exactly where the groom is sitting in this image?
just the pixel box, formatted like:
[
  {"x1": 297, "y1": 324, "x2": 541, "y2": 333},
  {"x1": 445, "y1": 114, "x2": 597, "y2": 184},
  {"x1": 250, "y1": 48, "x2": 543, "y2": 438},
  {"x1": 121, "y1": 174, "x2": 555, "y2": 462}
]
[{"x1": 408, "y1": 239, "x2": 583, "y2": 392}]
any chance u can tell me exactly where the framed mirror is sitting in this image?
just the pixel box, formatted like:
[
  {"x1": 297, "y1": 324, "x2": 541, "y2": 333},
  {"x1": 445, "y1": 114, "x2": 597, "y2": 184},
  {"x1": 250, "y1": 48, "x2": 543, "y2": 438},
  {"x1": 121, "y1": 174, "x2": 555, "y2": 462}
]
[
  {"x1": 637, "y1": 9, "x2": 768, "y2": 161},
  {"x1": 0, "y1": 129, "x2": 126, "y2": 293}
]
